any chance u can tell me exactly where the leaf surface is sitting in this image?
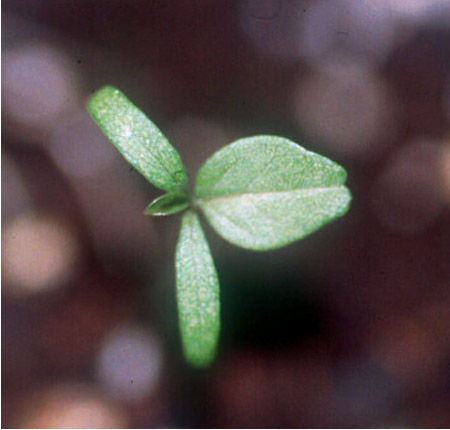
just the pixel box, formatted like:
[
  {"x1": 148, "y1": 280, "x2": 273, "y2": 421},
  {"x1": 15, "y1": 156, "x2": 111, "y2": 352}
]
[
  {"x1": 175, "y1": 210, "x2": 220, "y2": 367},
  {"x1": 88, "y1": 86, "x2": 188, "y2": 192},
  {"x1": 195, "y1": 136, "x2": 351, "y2": 250},
  {"x1": 145, "y1": 193, "x2": 190, "y2": 216}
]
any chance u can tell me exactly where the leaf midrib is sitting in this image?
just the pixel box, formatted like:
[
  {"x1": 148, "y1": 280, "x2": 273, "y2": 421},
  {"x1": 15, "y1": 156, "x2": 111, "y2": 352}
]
[{"x1": 197, "y1": 185, "x2": 346, "y2": 203}]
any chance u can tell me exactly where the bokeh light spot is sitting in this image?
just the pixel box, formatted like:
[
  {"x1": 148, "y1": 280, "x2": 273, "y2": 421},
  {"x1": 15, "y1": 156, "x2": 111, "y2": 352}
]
[
  {"x1": 2, "y1": 212, "x2": 80, "y2": 296},
  {"x1": 14, "y1": 383, "x2": 127, "y2": 429},
  {"x1": 96, "y1": 323, "x2": 163, "y2": 402},
  {"x1": 371, "y1": 140, "x2": 445, "y2": 234},
  {"x1": 2, "y1": 43, "x2": 80, "y2": 135},
  {"x1": 298, "y1": 0, "x2": 398, "y2": 65},
  {"x1": 292, "y1": 59, "x2": 396, "y2": 158}
]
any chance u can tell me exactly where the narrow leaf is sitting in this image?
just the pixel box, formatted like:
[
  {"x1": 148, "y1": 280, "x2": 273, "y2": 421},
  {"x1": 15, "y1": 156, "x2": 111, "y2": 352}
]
[
  {"x1": 145, "y1": 193, "x2": 190, "y2": 216},
  {"x1": 88, "y1": 86, "x2": 188, "y2": 192},
  {"x1": 195, "y1": 136, "x2": 351, "y2": 250},
  {"x1": 175, "y1": 210, "x2": 220, "y2": 367}
]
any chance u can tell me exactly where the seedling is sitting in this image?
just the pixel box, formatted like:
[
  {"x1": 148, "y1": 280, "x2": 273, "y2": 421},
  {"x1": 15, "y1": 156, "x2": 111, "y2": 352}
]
[{"x1": 88, "y1": 86, "x2": 351, "y2": 368}]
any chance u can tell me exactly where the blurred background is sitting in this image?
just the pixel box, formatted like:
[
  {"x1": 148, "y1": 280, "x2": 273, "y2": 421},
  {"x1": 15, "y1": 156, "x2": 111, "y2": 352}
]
[{"x1": 2, "y1": 0, "x2": 450, "y2": 427}]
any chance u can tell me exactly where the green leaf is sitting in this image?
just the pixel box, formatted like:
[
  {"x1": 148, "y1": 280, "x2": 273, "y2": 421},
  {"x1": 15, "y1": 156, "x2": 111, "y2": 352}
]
[
  {"x1": 88, "y1": 86, "x2": 188, "y2": 192},
  {"x1": 145, "y1": 193, "x2": 190, "y2": 216},
  {"x1": 195, "y1": 135, "x2": 351, "y2": 250},
  {"x1": 175, "y1": 210, "x2": 220, "y2": 367}
]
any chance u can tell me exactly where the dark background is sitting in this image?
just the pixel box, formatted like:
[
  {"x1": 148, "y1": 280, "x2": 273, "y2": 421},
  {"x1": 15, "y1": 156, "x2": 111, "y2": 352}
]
[{"x1": 2, "y1": 0, "x2": 450, "y2": 427}]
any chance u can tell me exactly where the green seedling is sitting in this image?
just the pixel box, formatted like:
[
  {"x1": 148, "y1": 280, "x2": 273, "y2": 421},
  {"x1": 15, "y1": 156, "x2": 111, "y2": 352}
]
[{"x1": 88, "y1": 86, "x2": 351, "y2": 367}]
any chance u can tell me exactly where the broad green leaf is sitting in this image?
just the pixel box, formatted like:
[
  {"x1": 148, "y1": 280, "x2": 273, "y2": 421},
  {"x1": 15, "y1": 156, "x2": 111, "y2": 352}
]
[
  {"x1": 88, "y1": 86, "x2": 188, "y2": 192},
  {"x1": 175, "y1": 210, "x2": 220, "y2": 367},
  {"x1": 144, "y1": 193, "x2": 190, "y2": 216},
  {"x1": 195, "y1": 136, "x2": 351, "y2": 250},
  {"x1": 197, "y1": 187, "x2": 351, "y2": 250}
]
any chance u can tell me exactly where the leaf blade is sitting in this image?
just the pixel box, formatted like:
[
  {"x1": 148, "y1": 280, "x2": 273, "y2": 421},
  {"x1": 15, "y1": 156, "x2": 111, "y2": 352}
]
[
  {"x1": 196, "y1": 135, "x2": 347, "y2": 198},
  {"x1": 144, "y1": 193, "x2": 190, "y2": 216},
  {"x1": 195, "y1": 136, "x2": 351, "y2": 250},
  {"x1": 175, "y1": 210, "x2": 220, "y2": 367},
  {"x1": 88, "y1": 86, "x2": 188, "y2": 192},
  {"x1": 198, "y1": 186, "x2": 351, "y2": 250}
]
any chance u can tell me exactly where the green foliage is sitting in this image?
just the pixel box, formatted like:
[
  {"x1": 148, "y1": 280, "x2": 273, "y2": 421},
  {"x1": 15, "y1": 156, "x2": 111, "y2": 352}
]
[
  {"x1": 88, "y1": 86, "x2": 352, "y2": 367},
  {"x1": 145, "y1": 192, "x2": 190, "y2": 216},
  {"x1": 88, "y1": 86, "x2": 188, "y2": 192},
  {"x1": 176, "y1": 210, "x2": 220, "y2": 367},
  {"x1": 196, "y1": 136, "x2": 351, "y2": 250}
]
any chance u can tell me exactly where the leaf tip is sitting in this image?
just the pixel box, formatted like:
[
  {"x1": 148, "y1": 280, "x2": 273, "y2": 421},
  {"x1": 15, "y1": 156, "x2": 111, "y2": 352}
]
[
  {"x1": 87, "y1": 85, "x2": 121, "y2": 116},
  {"x1": 339, "y1": 185, "x2": 352, "y2": 216}
]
